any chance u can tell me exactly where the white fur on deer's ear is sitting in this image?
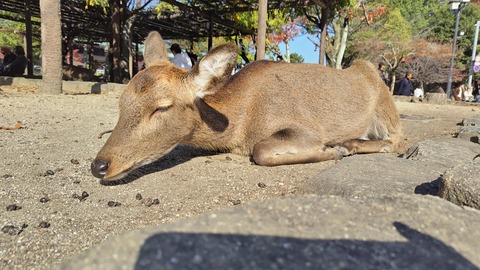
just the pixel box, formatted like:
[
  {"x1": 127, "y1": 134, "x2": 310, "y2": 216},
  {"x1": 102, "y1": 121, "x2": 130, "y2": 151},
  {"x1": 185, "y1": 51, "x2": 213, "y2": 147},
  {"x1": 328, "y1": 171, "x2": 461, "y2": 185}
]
[
  {"x1": 144, "y1": 31, "x2": 169, "y2": 67},
  {"x1": 191, "y1": 43, "x2": 238, "y2": 98}
]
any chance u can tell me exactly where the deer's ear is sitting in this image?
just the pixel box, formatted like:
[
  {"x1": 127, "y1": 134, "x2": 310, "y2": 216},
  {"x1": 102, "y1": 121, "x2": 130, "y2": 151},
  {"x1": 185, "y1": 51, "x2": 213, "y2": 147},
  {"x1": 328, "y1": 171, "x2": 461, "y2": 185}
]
[
  {"x1": 190, "y1": 43, "x2": 238, "y2": 98},
  {"x1": 144, "y1": 31, "x2": 169, "y2": 67}
]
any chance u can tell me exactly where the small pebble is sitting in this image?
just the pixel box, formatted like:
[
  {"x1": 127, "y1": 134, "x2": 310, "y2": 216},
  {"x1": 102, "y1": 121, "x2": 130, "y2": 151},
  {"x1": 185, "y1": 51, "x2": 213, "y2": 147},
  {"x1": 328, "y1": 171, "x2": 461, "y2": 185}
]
[
  {"x1": 1, "y1": 225, "x2": 17, "y2": 235},
  {"x1": 81, "y1": 191, "x2": 89, "y2": 198},
  {"x1": 70, "y1": 159, "x2": 80, "y2": 165},
  {"x1": 6, "y1": 204, "x2": 21, "y2": 211},
  {"x1": 231, "y1": 199, "x2": 241, "y2": 206},
  {"x1": 2, "y1": 174, "x2": 13, "y2": 179},
  {"x1": 257, "y1": 182, "x2": 267, "y2": 188},
  {"x1": 107, "y1": 201, "x2": 121, "y2": 207},
  {"x1": 39, "y1": 197, "x2": 50, "y2": 203},
  {"x1": 143, "y1": 198, "x2": 160, "y2": 207},
  {"x1": 225, "y1": 156, "x2": 232, "y2": 161},
  {"x1": 135, "y1": 193, "x2": 142, "y2": 200},
  {"x1": 45, "y1": 170, "x2": 55, "y2": 176},
  {"x1": 38, "y1": 221, "x2": 50, "y2": 228}
]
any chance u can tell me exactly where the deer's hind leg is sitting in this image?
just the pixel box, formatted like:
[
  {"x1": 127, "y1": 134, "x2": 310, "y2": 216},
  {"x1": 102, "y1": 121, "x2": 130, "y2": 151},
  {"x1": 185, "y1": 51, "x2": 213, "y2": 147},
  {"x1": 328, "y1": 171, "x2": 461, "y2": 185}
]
[
  {"x1": 339, "y1": 139, "x2": 396, "y2": 156},
  {"x1": 252, "y1": 128, "x2": 343, "y2": 166}
]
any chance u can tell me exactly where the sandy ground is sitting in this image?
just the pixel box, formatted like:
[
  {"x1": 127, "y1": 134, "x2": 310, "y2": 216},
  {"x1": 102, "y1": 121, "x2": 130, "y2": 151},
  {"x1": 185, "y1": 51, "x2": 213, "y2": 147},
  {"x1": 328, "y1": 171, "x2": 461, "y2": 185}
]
[{"x1": 0, "y1": 86, "x2": 478, "y2": 269}]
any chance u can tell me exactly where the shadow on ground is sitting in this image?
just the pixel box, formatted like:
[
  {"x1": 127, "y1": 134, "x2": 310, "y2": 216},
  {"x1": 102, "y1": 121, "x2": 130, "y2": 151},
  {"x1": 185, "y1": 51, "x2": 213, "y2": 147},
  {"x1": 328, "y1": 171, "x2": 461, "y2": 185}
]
[
  {"x1": 134, "y1": 222, "x2": 478, "y2": 270},
  {"x1": 100, "y1": 145, "x2": 218, "y2": 186}
]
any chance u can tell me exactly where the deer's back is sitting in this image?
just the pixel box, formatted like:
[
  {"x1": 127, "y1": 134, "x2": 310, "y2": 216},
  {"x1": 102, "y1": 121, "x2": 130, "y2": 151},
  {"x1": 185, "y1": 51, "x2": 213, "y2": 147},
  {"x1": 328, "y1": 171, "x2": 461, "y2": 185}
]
[{"x1": 205, "y1": 60, "x2": 384, "y2": 146}]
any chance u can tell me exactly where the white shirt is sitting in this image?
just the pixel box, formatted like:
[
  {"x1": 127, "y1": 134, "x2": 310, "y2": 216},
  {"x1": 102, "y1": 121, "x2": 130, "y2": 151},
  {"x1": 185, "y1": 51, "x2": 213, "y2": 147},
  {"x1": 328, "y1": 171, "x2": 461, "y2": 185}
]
[{"x1": 171, "y1": 52, "x2": 192, "y2": 70}]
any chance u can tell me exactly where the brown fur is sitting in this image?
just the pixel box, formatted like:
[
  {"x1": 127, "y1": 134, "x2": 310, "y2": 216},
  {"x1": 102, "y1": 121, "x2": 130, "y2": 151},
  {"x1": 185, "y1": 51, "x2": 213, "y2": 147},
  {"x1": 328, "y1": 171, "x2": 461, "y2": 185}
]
[{"x1": 91, "y1": 31, "x2": 405, "y2": 180}]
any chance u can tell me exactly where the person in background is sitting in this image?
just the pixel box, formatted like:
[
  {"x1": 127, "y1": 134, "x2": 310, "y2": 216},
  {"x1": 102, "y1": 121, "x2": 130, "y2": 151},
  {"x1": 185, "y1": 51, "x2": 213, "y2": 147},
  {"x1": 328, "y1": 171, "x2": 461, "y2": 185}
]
[
  {"x1": 276, "y1": 55, "x2": 284, "y2": 62},
  {"x1": 0, "y1": 47, "x2": 17, "y2": 76},
  {"x1": 397, "y1": 72, "x2": 413, "y2": 96},
  {"x1": 473, "y1": 80, "x2": 479, "y2": 102},
  {"x1": 378, "y1": 62, "x2": 389, "y2": 86},
  {"x1": 2, "y1": 46, "x2": 27, "y2": 76},
  {"x1": 170, "y1": 43, "x2": 192, "y2": 70}
]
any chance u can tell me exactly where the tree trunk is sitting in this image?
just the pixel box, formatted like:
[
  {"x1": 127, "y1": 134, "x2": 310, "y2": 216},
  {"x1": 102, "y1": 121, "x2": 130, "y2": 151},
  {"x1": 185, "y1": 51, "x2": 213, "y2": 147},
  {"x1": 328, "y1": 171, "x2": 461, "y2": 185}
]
[
  {"x1": 256, "y1": 0, "x2": 267, "y2": 61},
  {"x1": 285, "y1": 40, "x2": 290, "y2": 63},
  {"x1": 390, "y1": 69, "x2": 397, "y2": 95},
  {"x1": 425, "y1": 93, "x2": 447, "y2": 105},
  {"x1": 123, "y1": 16, "x2": 135, "y2": 80},
  {"x1": 111, "y1": 0, "x2": 122, "y2": 83},
  {"x1": 335, "y1": 17, "x2": 349, "y2": 70},
  {"x1": 319, "y1": 7, "x2": 329, "y2": 66},
  {"x1": 40, "y1": 0, "x2": 62, "y2": 94}
]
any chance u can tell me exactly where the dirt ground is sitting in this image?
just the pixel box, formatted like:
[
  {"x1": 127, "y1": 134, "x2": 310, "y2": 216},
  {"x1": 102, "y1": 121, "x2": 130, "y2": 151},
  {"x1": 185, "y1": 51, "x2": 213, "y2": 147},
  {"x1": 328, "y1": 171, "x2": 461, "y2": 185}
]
[{"x1": 0, "y1": 86, "x2": 478, "y2": 269}]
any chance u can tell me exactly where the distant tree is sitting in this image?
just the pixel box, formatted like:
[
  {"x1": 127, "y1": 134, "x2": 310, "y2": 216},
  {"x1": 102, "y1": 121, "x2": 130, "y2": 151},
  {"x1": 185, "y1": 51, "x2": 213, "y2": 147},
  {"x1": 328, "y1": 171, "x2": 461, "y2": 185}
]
[
  {"x1": 399, "y1": 56, "x2": 449, "y2": 90},
  {"x1": 289, "y1": 52, "x2": 304, "y2": 63},
  {"x1": 299, "y1": 0, "x2": 359, "y2": 67},
  {"x1": 399, "y1": 39, "x2": 457, "y2": 90},
  {"x1": 351, "y1": 6, "x2": 412, "y2": 93},
  {"x1": 268, "y1": 13, "x2": 303, "y2": 63},
  {"x1": 86, "y1": 0, "x2": 156, "y2": 82}
]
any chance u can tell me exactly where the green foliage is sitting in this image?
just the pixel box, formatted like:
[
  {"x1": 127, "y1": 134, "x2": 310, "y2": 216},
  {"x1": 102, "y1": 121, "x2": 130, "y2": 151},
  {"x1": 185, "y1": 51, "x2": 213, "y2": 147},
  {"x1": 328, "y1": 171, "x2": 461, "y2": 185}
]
[
  {"x1": 289, "y1": 52, "x2": 304, "y2": 63},
  {"x1": 385, "y1": 0, "x2": 441, "y2": 38},
  {"x1": 380, "y1": 8, "x2": 411, "y2": 42},
  {"x1": 0, "y1": 12, "x2": 41, "y2": 63},
  {"x1": 0, "y1": 21, "x2": 24, "y2": 47}
]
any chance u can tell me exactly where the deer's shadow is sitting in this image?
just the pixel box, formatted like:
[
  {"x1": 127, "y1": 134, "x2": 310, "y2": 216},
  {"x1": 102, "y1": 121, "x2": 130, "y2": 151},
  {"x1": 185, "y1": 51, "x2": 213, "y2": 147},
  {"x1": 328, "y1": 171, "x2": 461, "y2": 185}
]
[{"x1": 99, "y1": 145, "x2": 218, "y2": 186}]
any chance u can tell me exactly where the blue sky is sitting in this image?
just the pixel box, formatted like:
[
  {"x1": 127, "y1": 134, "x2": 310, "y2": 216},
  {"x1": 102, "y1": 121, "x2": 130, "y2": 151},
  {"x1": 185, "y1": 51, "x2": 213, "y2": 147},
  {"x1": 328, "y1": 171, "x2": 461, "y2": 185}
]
[{"x1": 277, "y1": 34, "x2": 319, "y2": 64}]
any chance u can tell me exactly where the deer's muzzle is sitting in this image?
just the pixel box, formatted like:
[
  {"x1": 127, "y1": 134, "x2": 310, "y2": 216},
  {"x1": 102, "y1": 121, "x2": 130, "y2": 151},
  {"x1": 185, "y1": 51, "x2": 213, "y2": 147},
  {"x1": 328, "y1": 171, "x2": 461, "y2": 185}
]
[{"x1": 91, "y1": 159, "x2": 109, "y2": 179}]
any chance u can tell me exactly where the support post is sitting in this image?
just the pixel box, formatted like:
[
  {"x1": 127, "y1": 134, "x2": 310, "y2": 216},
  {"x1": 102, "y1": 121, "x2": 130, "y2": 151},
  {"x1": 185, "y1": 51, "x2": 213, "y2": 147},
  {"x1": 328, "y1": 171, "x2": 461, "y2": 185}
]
[
  {"x1": 24, "y1": 0, "x2": 34, "y2": 76},
  {"x1": 256, "y1": 0, "x2": 267, "y2": 61},
  {"x1": 446, "y1": 9, "x2": 461, "y2": 98},
  {"x1": 468, "y1": 21, "x2": 480, "y2": 88}
]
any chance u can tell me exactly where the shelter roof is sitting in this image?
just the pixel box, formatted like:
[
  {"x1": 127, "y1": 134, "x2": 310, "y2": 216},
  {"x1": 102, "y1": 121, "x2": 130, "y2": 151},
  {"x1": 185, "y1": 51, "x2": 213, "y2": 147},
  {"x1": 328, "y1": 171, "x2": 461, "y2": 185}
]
[{"x1": 0, "y1": 0, "x2": 316, "y2": 43}]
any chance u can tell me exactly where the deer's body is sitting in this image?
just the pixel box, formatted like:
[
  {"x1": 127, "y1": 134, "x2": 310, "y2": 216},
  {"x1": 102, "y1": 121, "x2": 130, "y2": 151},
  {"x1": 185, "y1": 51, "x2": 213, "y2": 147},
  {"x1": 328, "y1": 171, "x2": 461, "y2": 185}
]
[{"x1": 91, "y1": 32, "x2": 405, "y2": 181}]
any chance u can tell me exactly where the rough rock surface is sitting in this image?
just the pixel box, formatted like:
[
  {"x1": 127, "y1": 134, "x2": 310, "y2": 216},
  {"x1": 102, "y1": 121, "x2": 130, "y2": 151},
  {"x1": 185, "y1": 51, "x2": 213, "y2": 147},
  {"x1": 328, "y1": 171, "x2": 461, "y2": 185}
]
[
  {"x1": 298, "y1": 153, "x2": 444, "y2": 197},
  {"x1": 439, "y1": 159, "x2": 480, "y2": 210},
  {"x1": 299, "y1": 138, "x2": 480, "y2": 198},
  {"x1": 401, "y1": 138, "x2": 480, "y2": 168},
  {"x1": 458, "y1": 116, "x2": 480, "y2": 144},
  {"x1": 458, "y1": 126, "x2": 480, "y2": 144},
  {"x1": 60, "y1": 195, "x2": 480, "y2": 270}
]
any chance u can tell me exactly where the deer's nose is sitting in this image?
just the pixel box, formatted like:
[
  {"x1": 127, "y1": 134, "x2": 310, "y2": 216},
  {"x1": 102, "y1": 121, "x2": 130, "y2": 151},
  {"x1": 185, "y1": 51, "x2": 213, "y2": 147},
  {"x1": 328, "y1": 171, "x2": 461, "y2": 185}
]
[{"x1": 91, "y1": 159, "x2": 109, "y2": 179}]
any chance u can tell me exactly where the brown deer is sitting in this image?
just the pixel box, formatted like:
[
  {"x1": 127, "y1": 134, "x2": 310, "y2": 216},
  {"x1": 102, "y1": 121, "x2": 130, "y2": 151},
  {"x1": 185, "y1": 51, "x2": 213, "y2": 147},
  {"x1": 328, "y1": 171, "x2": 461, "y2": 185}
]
[{"x1": 91, "y1": 31, "x2": 405, "y2": 181}]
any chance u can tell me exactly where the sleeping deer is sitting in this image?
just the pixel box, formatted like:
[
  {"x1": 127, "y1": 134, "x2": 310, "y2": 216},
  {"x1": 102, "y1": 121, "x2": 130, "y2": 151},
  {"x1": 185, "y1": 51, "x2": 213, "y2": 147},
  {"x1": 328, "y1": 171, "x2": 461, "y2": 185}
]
[{"x1": 91, "y1": 31, "x2": 405, "y2": 181}]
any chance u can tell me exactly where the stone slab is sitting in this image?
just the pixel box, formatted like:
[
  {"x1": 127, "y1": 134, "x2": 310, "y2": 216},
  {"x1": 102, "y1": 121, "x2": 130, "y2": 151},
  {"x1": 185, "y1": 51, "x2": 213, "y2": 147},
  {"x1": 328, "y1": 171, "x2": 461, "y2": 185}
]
[
  {"x1": 439, "y1": 159, "x2": 480, "y2": 210},
  {"x1": 457, "y1": 126, "x2": 480, "y2": 144},
  {"x1": 402, "y1": 138, "x2": 480, "y2": 168},
  {"x1": 58, "y1": 195, "x2": 480, "y2": 270},
  {"x1": 298, "y1": 153, "x2": 444, "y2": 197}
]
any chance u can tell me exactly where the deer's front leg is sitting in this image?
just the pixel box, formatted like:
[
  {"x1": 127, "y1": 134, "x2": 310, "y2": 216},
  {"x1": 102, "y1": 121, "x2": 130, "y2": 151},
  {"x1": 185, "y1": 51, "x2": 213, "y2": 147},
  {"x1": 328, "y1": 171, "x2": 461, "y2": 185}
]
[{"x1": 252, "y1": 136, "x2": 343, "y2": 166}]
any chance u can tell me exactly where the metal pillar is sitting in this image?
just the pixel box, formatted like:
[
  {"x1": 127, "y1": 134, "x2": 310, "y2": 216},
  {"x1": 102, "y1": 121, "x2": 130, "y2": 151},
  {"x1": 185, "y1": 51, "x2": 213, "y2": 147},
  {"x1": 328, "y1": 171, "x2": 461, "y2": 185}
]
[
  {"x1": 467, "y1": 21, "x2": 480, "y2": 88},
  {"x1": 446, "y1": 1, "x2": 468, "y2": 98},
  {"x1": 446, "y1": 8, "x2": 462, "y2": 98}
]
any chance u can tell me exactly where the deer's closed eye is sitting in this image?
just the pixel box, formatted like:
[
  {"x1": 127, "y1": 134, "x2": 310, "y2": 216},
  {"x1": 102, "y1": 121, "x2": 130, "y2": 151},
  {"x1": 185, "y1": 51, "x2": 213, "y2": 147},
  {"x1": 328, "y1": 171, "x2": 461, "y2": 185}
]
[{"x1": 151, "y1": 106, "x2": 171, "y2": 118}]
